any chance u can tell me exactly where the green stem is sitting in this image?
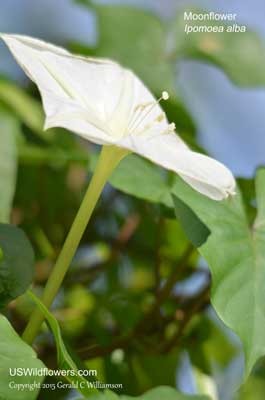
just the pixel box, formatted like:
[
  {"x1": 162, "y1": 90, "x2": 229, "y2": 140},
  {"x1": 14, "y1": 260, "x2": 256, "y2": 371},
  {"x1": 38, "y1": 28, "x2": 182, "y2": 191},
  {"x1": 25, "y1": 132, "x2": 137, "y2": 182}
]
[{"x1": 23, "y1": 145, "x2": 128, "y2": 344}]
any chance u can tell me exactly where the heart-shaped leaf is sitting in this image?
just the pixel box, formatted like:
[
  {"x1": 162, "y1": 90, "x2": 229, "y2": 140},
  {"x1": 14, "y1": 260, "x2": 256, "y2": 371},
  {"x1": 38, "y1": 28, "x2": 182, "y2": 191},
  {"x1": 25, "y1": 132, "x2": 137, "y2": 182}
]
[{"x1": 172, "y1": 168, "x2": 265, "y2": 377}]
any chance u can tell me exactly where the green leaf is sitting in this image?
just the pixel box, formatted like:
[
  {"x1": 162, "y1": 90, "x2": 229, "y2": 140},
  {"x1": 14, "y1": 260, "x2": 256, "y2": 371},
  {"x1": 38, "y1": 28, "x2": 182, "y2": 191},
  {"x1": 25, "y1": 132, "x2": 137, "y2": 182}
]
[
  {"x1": 162, "y1": 98, "x2": 197, "y2": 143},
  {"x1": 109, "y1": 155, "x2": 172, "y2": 207},
  {"x1": 132, "y1": 352, "x2": 180, "y2": 389},
  {"x1": 0, "y1": 314, "x2": 45, "y2": 400},
  {"x1": 174, "y1": 7, "x2": 265, "y2": 86},
  {"x1": 171, "y1": 168, "x2": 265, "y2": 377},
  {"x1": 238, "y1": 376, "x2": 265, "y2": 400},
  {"x1": 0, "y1": 224, "x2": 35, "y2": 308},
  {"x1": 0, "y1": 79, "x2": 52, "y2": 141},
  {"x1": 0, "y1": 111, "x2": 18, "y2": 223},
  {"x1": 133, "y1": 387, "x2": 210, "y2": 400},
  {"x1": 88, "y1": 387, "x2": 210, "y2": 400},
  {"x1": 173, "y1": 195, "x2": 210, "y2": 247},
  {"x1": 75, "y1": 0, "x2": 93, "y2": 7},
  {"x1": 237, "y1": 177, "x2": 256, "y2": 225},
  {"x1": 189, "y1": 315, "x2": 238, "y2": 374},
  {"x1": 27, "y1": 290, "x2": 98, "y2": 396},
  {"x1": 18, "y1": 143, "x2": 89, "y2": 167}
]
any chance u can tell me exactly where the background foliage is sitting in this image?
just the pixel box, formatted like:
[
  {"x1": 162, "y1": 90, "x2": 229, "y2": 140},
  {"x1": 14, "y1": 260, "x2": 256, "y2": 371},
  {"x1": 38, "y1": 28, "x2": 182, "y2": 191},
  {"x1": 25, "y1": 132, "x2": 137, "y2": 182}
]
[{"x1": 1, "y1": 1, "x2": 265, "y2": 399}]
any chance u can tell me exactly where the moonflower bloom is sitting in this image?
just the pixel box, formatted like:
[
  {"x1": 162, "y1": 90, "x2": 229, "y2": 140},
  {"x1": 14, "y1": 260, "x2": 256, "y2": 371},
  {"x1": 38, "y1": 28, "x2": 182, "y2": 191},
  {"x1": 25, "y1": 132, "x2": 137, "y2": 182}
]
[{"x1": 1, "y1": 34, "x2": 236, "y2": 200}]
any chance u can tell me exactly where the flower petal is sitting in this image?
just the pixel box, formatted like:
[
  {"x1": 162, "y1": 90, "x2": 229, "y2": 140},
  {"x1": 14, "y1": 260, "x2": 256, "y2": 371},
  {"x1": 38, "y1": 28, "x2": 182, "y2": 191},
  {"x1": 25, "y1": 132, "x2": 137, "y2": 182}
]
[
  {"x1": 1, "y1": 34, "x2": 236, "y2": 201},
  {"x1": 42, "y1": 89, "x2": 115, "y2": 145},
  {"x1": 1, "y1": 34, "x2": 174, "y2": 143},
  {"x1": 0, "y1": 34, "x2": 128, "y2": 144},
  {"x1": 118, "y1": 133, "x2": 236, "y2": 200}
]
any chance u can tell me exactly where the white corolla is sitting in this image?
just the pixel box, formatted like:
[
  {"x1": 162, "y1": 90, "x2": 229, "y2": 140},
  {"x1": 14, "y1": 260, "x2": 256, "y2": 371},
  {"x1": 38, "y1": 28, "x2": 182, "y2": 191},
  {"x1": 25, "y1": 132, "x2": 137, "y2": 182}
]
[{"x1": 1, "y1": 34, "x2": 236, "y2": 200}]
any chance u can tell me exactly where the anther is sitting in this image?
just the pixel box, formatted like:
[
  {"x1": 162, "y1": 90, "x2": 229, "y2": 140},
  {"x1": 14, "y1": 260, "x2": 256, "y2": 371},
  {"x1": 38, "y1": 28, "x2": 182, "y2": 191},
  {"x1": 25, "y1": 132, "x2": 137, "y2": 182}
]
[
  {"x1": 156, "y1": 113, "x2": 166, "y2": 122},
  {"x1": 161, "y1": 122, "x2": 176, "y2": 135},
  {"x1": 128, "y1": 90, "x2": 170, "y2": 134},
  {"x1": 162, "y1": 91, "x2": 170, "y2": 101},
  {"x1": 134, "y1": 102, "x2": 153, "y2": 111}
]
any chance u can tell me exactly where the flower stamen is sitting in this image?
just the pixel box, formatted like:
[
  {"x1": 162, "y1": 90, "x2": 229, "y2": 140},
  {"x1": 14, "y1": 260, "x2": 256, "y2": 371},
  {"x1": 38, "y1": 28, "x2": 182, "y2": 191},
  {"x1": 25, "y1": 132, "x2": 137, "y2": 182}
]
[
  {"x1": 135, "y1": 113, "x2": 167, "y2": 136},
  {"x1": 128, "y1": 91, "x2": 170, "y2": 134},
  {"x1": 161, "y1": 122, "x2": 176, "y2": 135}
]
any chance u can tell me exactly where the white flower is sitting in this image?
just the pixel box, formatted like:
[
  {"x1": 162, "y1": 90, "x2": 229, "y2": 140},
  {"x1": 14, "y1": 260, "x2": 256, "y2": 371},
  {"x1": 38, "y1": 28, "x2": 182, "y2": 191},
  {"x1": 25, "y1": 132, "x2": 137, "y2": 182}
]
[{"x1": 1, "y1": 34, "x2": 236, "y2": 200}]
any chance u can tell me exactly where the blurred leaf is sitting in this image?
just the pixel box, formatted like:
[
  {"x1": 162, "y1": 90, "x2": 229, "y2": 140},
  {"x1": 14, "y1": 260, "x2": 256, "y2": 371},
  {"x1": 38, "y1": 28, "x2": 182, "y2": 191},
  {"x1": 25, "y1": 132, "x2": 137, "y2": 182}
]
[
  {"x1": 174, "y1": 7, "x2": 265, "y2": 86},
  {"x1": 0, "y1": 79, "x2": 52, "y2": 141},
  {"x1": 171, "y1": 168, "x2": 265, "y2": 378},
  {"x1": 238, "y1": 376, "x2": 265, "y2": 400},
  {"x1": 202, "y1": 317, "x2": 238, "y2": 369},
  {"x1": 61, "y1": 285, "x2": 95, "y2": 337},
  {"x1": 126, "y1": 387, "x2": 210, "y2": 400},
  {"x1": 161, "y1": 219, "x2": 194, "y2": 261},
  {"x1": 28, "y1": 290, "x2": 98, "y2": 396},
  {"x1": 75, "y1": 0, "x2": 93, "y2": 7},
  {"x1": 15, "y1": 139, "x2": 86, "y2": 232},
  {"x1": 87, "y1": 387, "x2": 210, "y2": 400},
  {"x1": 192, "y1": 367, "x2": 217, "y2": 399},
  {"x1": 0, "y1": 314, "x2": 44, "y2": 400},
  {"x1": 0, "y1": 111, "x2": 18, "y2": 223},
  {"x1": 164, "y1": 97, "x2": 197, "y2": 139},
  {"x1": 0, "y1": 224, "x2": 34, "y2": 308},
  {"x1": 18, "y1": 143, "x2": 88, "y2": 167},
  {"x1": 69, "y1": 40, "x2": 97, "y2": 57},
  {"x1": 189, "y1": 315, "x2": 238, "y2": 374},
  {"x1": 130, "y1": 352, "x2": 180, "y2": 390},
  {"x1": 162, "y1": 98, "x2": 196, "y2": 142}
]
